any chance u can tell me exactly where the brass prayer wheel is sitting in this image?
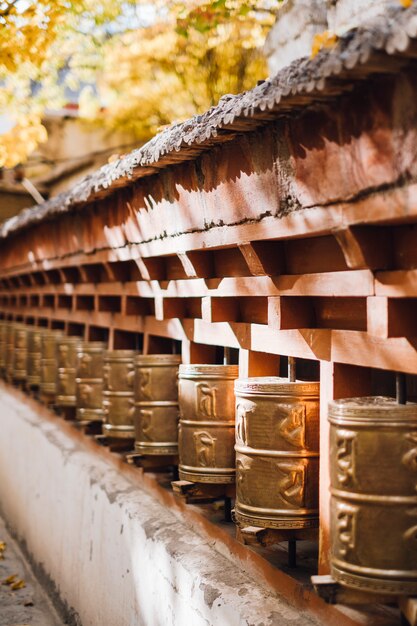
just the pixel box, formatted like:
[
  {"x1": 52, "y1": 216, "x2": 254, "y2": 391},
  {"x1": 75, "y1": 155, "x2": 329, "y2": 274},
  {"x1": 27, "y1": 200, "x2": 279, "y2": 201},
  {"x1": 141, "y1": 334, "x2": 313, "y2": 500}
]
[
  {"x1": 5, "y1": 322, "x2": 15, "y2": 381},
  {"x1": 102, "y1": 350, "x2": 135, "y2": 439},
  {"x1": 27, "y1": 327, "x2": 43, "y2": 388},
  {"x1": 56, "y1": 336, "x2": 81, "y2": 407},
  {"x1": 329, "y1": 396, "x2": 417, "y2": 595},
  {"x1": 76, "y1": 341, "x2": 105, "y2": 422},
  {"x1": 13, "y1": 324, "x2": 28, "y2": 382},
  {"x1": 0, "y1": 320, "x2": 9, "y2": 376},
  {"x1": 178, "y1": 364, "x2": 239, "y2": 483},
  {"x1": 134, "y1": 354, "x2": 181, "y2": 455},
  {"x1": 234, "y1": 378, "x2": 320, "y2": 530},
  {"x1": 40, "y1": 330, "x2": 63, "y2": 400}
]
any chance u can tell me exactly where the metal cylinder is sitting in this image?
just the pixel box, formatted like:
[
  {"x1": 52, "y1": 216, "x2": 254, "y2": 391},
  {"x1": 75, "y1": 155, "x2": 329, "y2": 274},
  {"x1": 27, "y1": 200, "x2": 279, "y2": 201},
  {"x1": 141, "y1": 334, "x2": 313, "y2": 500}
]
[
  {"x1": 134, "y1": 354, "x2": 181, "y2": 455},
  {"x1": 40, "y1": 330, "x2": 63, "y2": 399},
  {"x1": 234, "y1": 377, "x2": 319, "y2": 530},
  {"x1": 56, "y1": 336, "x2": 81, "y2": 407},
  {"x1": 178, "y1": 364, "x2": 239, "y2": 483},
  {"x1": 76, "y1": 342, "x2": 105, "y2": 422},
  {"x1": 27, "y1": 327, "x2": 43, "y2": 388},
  {"x1": 329, "y1": 396, "x2": 417, "y2": 595},
  {"x1": 102, "y1": 350, "x2": 135, "y2": 439},
  {"x1": 13, "y1": 324, "x2": 28, "y2": 382},
  {"x1": 0, "y1": 320, "x2": 7, "y2": 376},
  {"x1": 5, "y1": 322, "x2": 15, "y2": 381}
]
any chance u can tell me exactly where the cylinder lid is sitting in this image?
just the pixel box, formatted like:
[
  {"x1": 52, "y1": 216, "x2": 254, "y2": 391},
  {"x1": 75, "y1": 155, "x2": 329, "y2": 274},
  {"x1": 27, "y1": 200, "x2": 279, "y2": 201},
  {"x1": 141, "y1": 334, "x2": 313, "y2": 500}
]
[
  {"x1": 60, "y1": 336, "x2": 82, "y2": 345},
  {"x1": 79, "y1": 341, "x2": 106, "y2": 351},
  {"x1": 179, "y1": 364, "x2": 239, "y2": 379},
  {"x1": 104, "y1": 349, "x2": 136, "y2": 360},
  {"x1": 135, "y1": 354, "x2": 182, "y2": 366},
  {"x1": 235, "y1": 376, "x2": 319, "y2": 396},
  {"x1": 42, "y1": 330, "x2": 63, "y2": 340},
  {"x1": 329, "y1": 395, "x2": 417, "y2": 423}
]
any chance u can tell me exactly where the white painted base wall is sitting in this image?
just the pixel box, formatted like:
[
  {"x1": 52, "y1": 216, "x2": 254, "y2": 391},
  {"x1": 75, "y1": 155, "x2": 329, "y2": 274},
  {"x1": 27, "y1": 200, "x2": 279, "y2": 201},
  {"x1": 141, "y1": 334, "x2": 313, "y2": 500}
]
[{"x1": 0, "y1": 384, "x2": 317, "y2": 626}]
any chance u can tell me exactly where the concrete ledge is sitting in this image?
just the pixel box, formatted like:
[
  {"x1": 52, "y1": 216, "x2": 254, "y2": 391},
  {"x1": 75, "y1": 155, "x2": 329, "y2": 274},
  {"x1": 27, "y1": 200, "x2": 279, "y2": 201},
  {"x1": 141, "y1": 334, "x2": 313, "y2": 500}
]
[{"x1": 0, "y1": 383, "x2": 320, "y2": 626}]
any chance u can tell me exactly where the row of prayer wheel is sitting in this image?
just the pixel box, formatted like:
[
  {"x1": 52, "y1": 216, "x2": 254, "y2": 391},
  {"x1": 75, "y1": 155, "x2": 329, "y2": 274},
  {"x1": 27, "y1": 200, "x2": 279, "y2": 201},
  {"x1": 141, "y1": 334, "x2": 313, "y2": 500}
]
[{"x1": 0, "y1": 320, "x2": 416, "y2": 594}]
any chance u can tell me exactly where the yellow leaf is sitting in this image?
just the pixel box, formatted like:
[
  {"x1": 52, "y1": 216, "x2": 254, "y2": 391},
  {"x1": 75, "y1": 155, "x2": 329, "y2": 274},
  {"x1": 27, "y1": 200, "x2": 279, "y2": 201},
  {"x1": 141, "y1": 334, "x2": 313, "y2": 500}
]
[
  {"x1": 311, "y1": 30, "x2": 338, "y2": 58},
  {"x1": 400, "y1": 0, "x2": 413, "y2": 7},
  {"x1": 11, "y1": 579, "x2": 26, "y2": 591},
  {"x1": 3, "y1": 574, "x2": 17, "y2": 585}
]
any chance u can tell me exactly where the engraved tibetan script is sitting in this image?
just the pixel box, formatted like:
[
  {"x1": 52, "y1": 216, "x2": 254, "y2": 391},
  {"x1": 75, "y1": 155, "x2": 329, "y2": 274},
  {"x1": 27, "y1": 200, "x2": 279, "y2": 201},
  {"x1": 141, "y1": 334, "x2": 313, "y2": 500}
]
[
  {"x1": 140, "y1": 409, "x2": 154, "y2": 441},
  {"x1": 277, "y1": 403, "x2": 306, "y2": 448},
  {"x1": 194, "y1": 430, "x2": 217, "y2": 467},
  {"x1": 138, "y1": 369, "x2": 152, "y2": 400},
  {"x1": 79, "y1": 353, "x2": 92, "y2": 376},
  {"x1": 236, "y1": 458, "x2": 252, "y2": 504},
  {"x1": 402, "y1": 432, "x2": 417, "y2": 473},
  {"x1": 336, "y1": 430, "x2": 356, "y2": 487},
  {"x1": 196, "y1": 383, "x2": 217, "y2": 419},
  {"x1": 103, "y1": 363, "x2": 111, "y2": 389},
  {"x1": 58, "y1": 344, "x2": 70, "y2": 368},
  {"x1": 336, "y1": 502, "x2": 357, "y2": 557},
  {"x1": 236, "y1": 400, "x2": 255, "y2": 445},
  {"x1": 276, "y1": 460, "x2": 306, "y2": 507}
]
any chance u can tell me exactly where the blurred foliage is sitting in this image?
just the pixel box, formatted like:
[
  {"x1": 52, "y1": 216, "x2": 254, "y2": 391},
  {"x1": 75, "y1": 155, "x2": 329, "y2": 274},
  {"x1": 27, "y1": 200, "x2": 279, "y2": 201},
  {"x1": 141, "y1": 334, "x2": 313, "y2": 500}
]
[{"x1": 0, "y1": 0, "x2": 280, "y2": 168}]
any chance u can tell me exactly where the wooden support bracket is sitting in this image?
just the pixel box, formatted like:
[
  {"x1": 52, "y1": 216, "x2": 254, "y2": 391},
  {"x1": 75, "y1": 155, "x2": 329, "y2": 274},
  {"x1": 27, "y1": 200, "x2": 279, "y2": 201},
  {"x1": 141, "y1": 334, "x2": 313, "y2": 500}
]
[
  {"x1": 399, "y1": 596, "x2": 417, "y2": 626},
  {"x1": 201, "y1": 297, "x2": 239, "y2": 323},
  {"x1": 171, "y1": 480, "x2": 234, "y2": 520},
  {"x1": 236, "y1": 525, "x2": 318, "y2": 548},
  {"x1": 268, "y1": 296, "x2": 314, "y2": 330},
  {"x1": 238, "y1": 241, "x2": 284, "y2": 276},
  {"x1": 333, "y1": 226, "x2": 392, "y2": 270},
  {"x1": 311, "y1": 575, "x2": 401, "y2": 606},
  {"x1": 94, "y1": 434, "x2": 134, "y2": 453},
  {"x1": 72, "y1": 419, "x2": 103, "y2": 436},
  {"x1": 154, "y1": 297, "x2": 186, "y2": 321},
  {"x1": 125, "y1": 453, "x2": 178, "y2": 475}
]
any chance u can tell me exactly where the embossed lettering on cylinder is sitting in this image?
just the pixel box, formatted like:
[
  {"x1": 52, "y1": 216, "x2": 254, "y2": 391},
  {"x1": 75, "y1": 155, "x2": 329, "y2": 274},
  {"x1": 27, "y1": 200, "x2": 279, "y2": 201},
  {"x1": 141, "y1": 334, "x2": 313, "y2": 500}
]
[
  {"x1": 234, "y1": 377, "x2": 319, "y2": 530},
  {"x1": 134, "y1": 354, "x2": 181, "y2": 455},
  {"x1": 75, "y1": 342, "x2": 105, "y2": 421},
  {"x1": 178, "y1": 364, "x2": 239, "y2": 483},
  {"x1": 102, "y1": 350, "x2": 135, "y2": 439},
  {"x1": 329, "y1": 396, "x2": 417, "y2": 595}
]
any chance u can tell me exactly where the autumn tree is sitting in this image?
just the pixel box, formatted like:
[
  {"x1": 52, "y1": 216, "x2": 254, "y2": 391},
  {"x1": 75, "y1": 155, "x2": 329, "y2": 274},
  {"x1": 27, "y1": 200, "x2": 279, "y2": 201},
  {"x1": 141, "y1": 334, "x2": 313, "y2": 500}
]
[{"x1": 0, "y1": 1, "x2": 280, "y2": 168}]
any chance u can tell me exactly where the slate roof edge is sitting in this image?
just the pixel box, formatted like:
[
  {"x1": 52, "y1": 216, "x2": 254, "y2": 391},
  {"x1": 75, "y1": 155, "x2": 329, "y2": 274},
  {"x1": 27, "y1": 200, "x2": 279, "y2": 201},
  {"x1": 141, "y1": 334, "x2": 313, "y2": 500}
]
[{"x1": 2, "y1": 2, "x2": 417, "y2": 239}]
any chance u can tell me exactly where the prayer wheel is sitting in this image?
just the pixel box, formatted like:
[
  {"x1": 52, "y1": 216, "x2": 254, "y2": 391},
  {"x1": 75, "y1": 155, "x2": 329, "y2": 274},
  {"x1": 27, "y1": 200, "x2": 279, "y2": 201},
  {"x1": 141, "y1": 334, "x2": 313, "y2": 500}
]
[
  {"x1": 329, "y1": 396, "x2": 417, "y2": 595},
  {"x1": 5, "y1": 322, "x2": 15, "y2": 381},
  {"x1": 56, "y1": 336, "x2": 81, "y2": 407},
  {"x1": 27, "y1": 327, "x2": 43, "y2": 388},
  {"x1": 234, "y1": 378, "x2": 320, "y2": 530},
  {"x1": 13, "y1": 324, "x2": 28, "y2": 382},
  {"x1": 102, "y1": 350, "x2": 135, "y2": 438},
  {"x1": 134, "y1": 354, "x2": 181, "y2": 455},
  {"x1": 178, "y1": 364, "x2": 239, "y2": 483},
  {"x1": 40, "y1": 330, "x2": 63, "y2": 401},
  {"x1": 0, "y1": 321, "x2": 8, "y2": 376},
  {"x1": 76, "y1": 341, "x2": 105, "y2": 422}
]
